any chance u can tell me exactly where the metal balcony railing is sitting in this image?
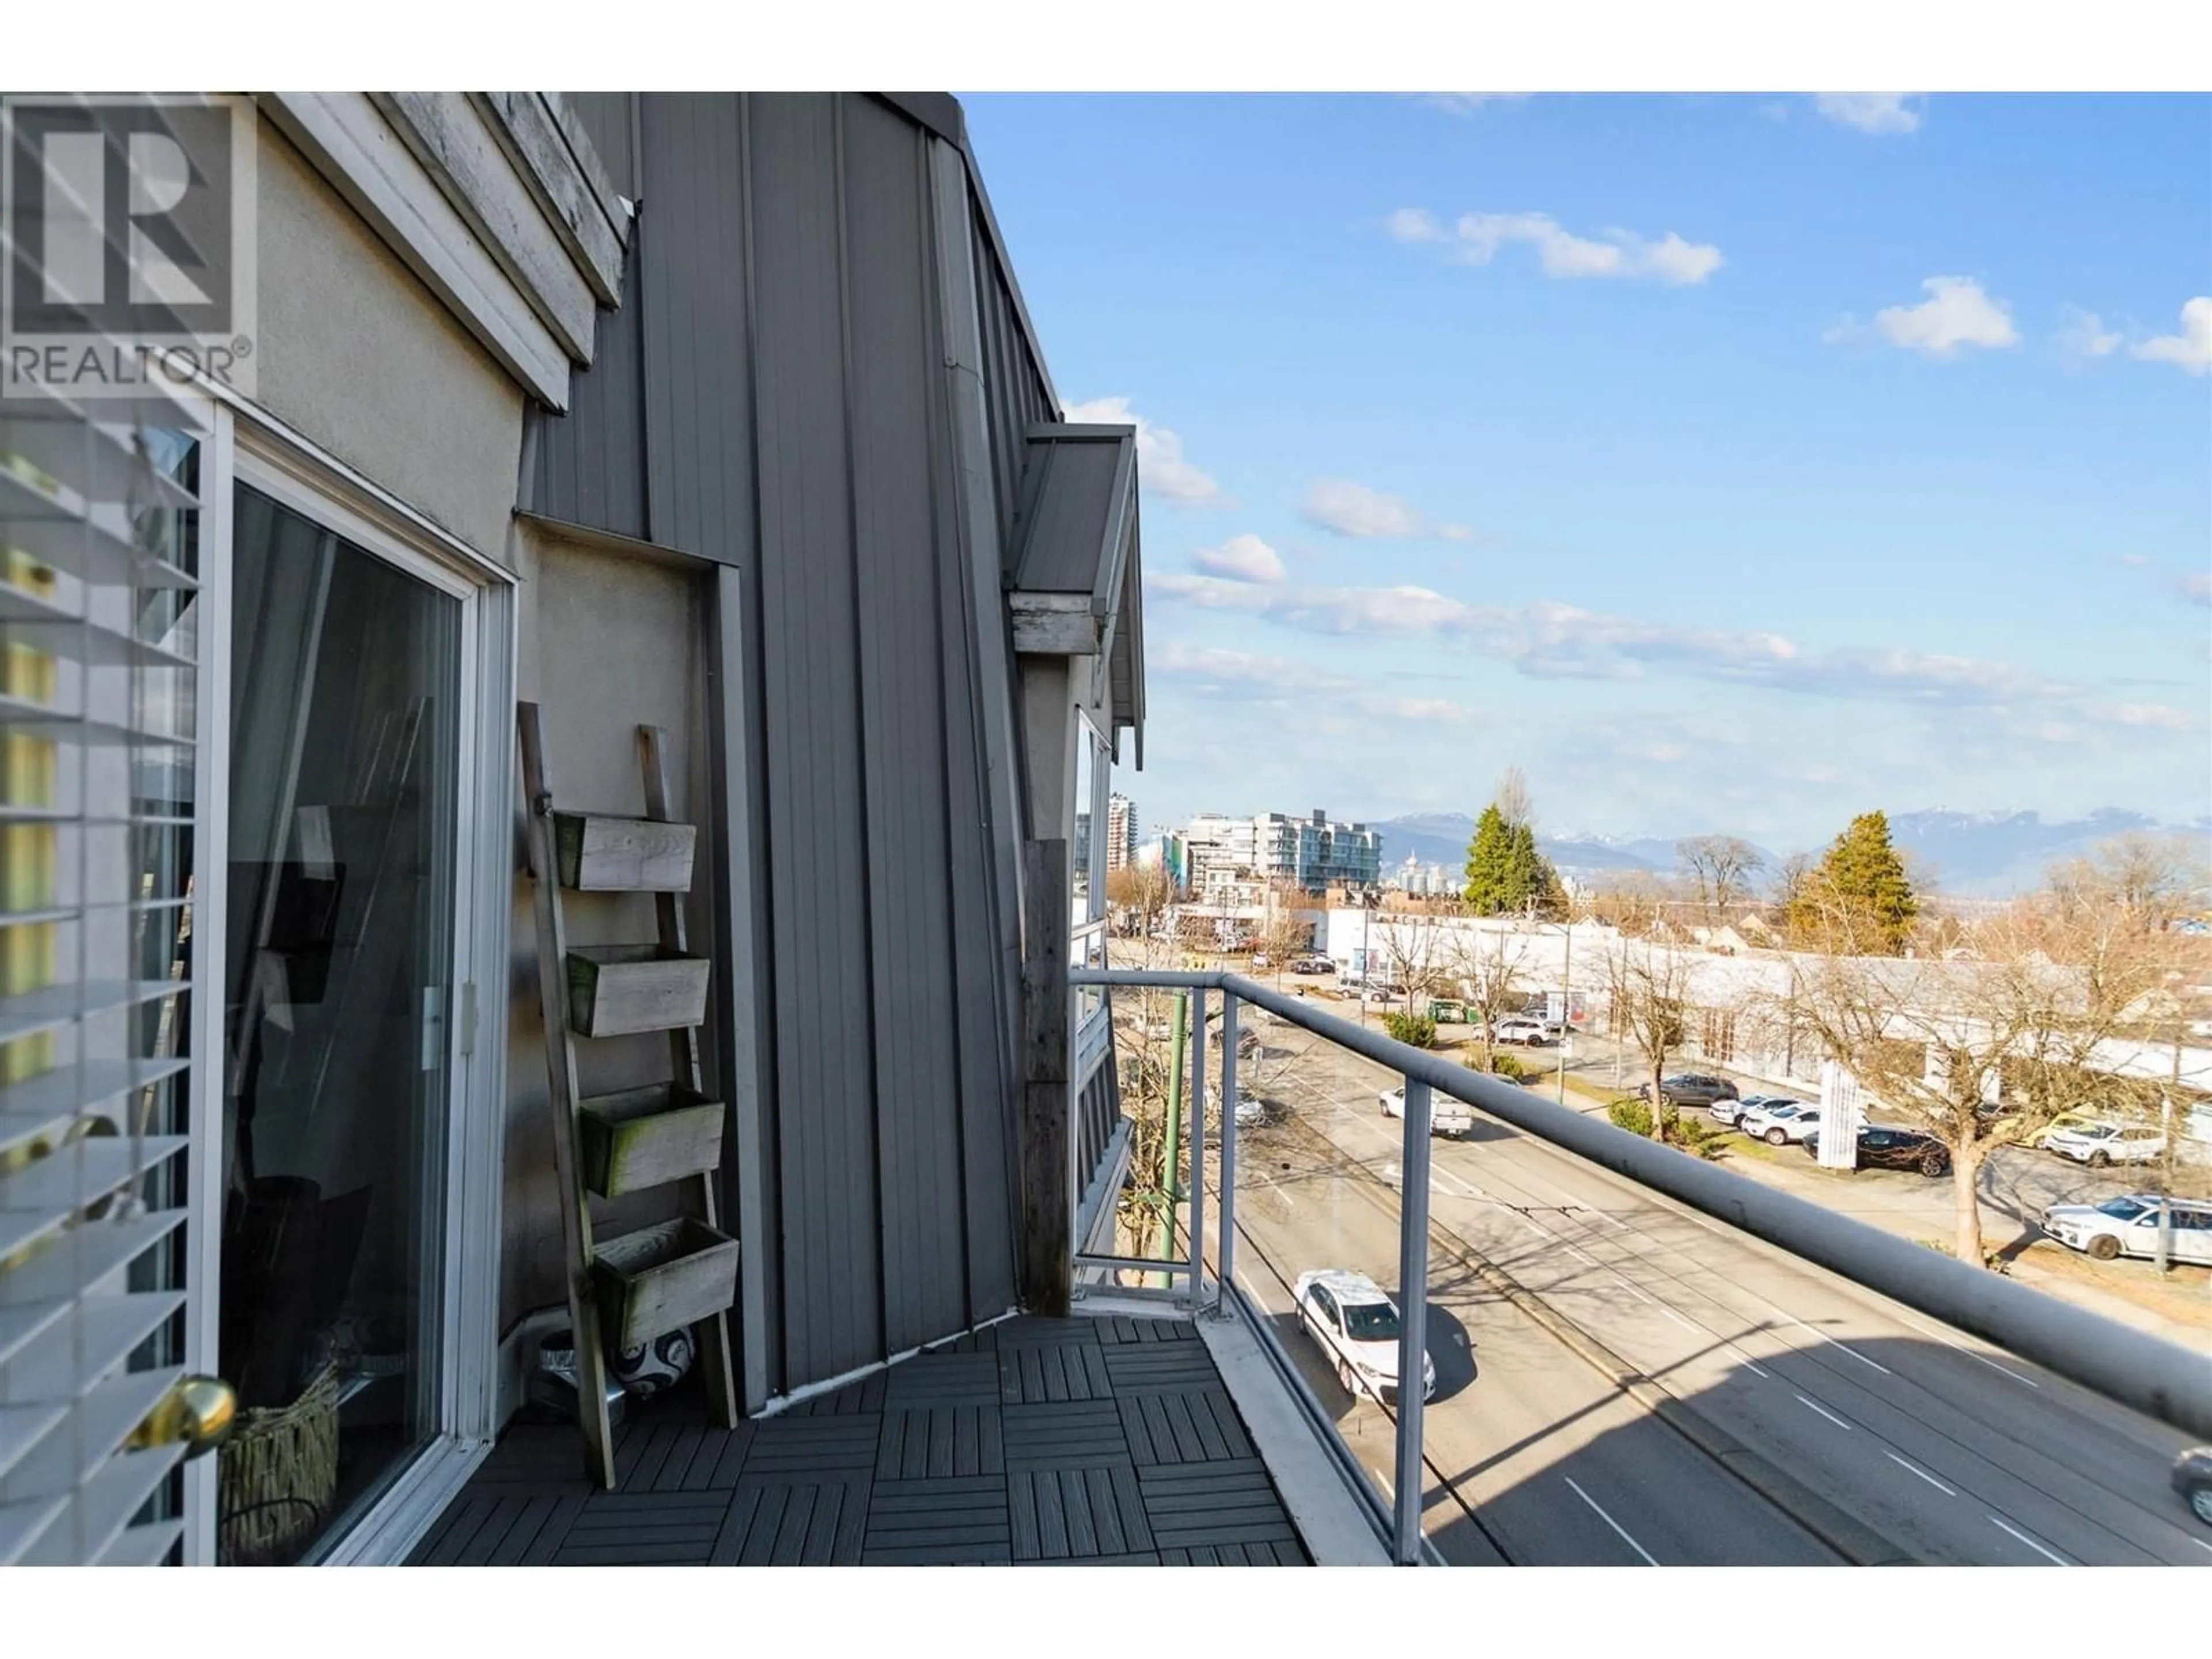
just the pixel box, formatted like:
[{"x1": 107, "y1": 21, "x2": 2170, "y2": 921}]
[{"x1": 1067, "y1": 967, "x2": 2212, "y2": 1568}]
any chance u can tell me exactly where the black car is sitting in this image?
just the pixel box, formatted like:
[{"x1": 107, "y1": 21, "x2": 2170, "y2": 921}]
[
  {"x1": 1637, "y1": 1074, "x2": 1738, "y2": 1107},
  {"x1": 1803, "y1": 1125, "x2": 1952, "y2": 1178},
  {"x1": 2174, "y1": 1448, "x2": 2212, "y2": 1528}
]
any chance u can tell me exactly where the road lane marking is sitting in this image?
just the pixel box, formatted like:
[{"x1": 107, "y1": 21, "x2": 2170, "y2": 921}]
[
  {"x1": 2194, "y1": 1536, "x2": 2212, "y2": 1555},
  {"x1": 1796, "y1": 1394, "x2": 1854, "y2": 1431},
  {"x1": 1880, "y1": 1310, "x2": 2040, "y2": 1388},
  {"x1": 1563, "y1": 1475, "x2": 1660, "y2": 1566},
  {"x1": 1989, "y1": 1515, "x2": 2071, "y2": 1565},
  {"x1": 1788, "y1": 1316, "x2": 1893, "y2": 1375},
  {"x1": 1659, "y1": 1307, "x2": 1700, "y2": 1332},
  {"x1": 1885, "y1": 1452, "x2": 1957, "y2": 1496}
]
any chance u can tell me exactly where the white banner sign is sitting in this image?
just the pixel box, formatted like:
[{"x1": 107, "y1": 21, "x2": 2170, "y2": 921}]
[{"x1": 1817, "y1": 1060, "x2": 1865, "y2": 1169}]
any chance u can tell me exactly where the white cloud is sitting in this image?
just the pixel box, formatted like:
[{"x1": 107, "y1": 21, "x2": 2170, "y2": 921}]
[
  {"x1": 1061, "y1": 396, "x2": 1228, "y2": 507},
  {"x1": 1149, "y1": 640, "x2": 1484, "y2": 726},
  {"x1": 2118, "y1": 553, "x2": 2149, "y2": 567},
  {"x1": 2056, "y1": 306, "x2": 2123, "y2": 361},
  {"x1": 1419, "y1": 94, "x2": 1532, "y2": 116},
  {"x1": 1144, "y1": 571, "x2": 2202, "y2": 738},
  {"x1": 2180, "y1": 571, "x2": 2212, "y2": 607},
  {"x1": 1814, "y1": 93, "x2": 1925, "y2": 134},
  {"x1": 1852, "y1": 276, "x2": 2020, "y2": 356},
  {"x1": 1423, "y1": 211, "x2": 1724, "y2": 286},
  {"x1": 1297, "y1": 479, "x2": 1472, "y2": 541},
  {"x1": 2131, "y1": 297, "x2": 2212, "y2": 374},
  {"x1": 1189, "y1": 533, "x2": 1285, "y2": 584},
  {"x1": 1385, "y1": 207, "x2": 1446, "y2": 244}
]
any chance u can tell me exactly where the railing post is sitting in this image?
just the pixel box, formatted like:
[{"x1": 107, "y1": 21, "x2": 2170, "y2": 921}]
[
  {"x1": 1188, "y1": 987, "x2": 1208, "y2": 1310},
  {"x1": 1395, "y1": 1074, "x2": 1431, "y2": 1565},
  {"x1": 1218, "y1": 994, "x2": 1239, "y2": 1316}
]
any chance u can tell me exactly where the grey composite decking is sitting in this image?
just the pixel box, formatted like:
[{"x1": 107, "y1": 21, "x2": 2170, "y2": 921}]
[{"x1": 411, "y1": 1315, "x2": 1310, "y2": 1566}]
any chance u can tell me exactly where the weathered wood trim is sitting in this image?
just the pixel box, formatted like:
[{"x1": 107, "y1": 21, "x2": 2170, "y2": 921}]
[
  {"x1": 259, "y1": 92, "x2": 571, "y2": 410},
  {"x1": 478, "y1": 91, "x2": 629, "y2": 306},
  {"x1": 371, "y1": 92, "x2": 600, "y2": 363},
  {"x1": 1020, "y1": 839, "x2": 1073, "y2": 1316},
  {"x1": 1010, "y1": 603, "x2": 1101, "y2": 657}
]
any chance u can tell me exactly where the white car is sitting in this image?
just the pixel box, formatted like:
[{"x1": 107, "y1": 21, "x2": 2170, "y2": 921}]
[
  {"x1": 1293, "y1": 1268, "x2": 1435, "y2": 1404},
  {"x1": 2041, "y1": 1194, "x2": 2212, "y2": 1264},
  {"x1": 1738, "y1": 1100, "x2": 1822, "y2": 1146},
  {"x1": 1713, "y1": 1093, "x2": 1796, "y2": 1128},
  {"x1": 1379, "y1": 1084, "x2": 1477, "y2": 1138},
  {"x1": 2044, "y1": 1121, "x2": 2167, "y2": 1169},
  {"x1": 1490, "y1": 1017, "x2": 1554, "y2": 1047}
]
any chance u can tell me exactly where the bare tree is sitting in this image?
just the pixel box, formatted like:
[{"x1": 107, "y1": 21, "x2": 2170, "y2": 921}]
[
  {"x1": 2048, "y1": 831, "x2": 2210, "y2": 935},
  {"x1": 1250, "y1": 878, "x2": 1314, "y2": 987},
  {"x1": 1607, "y1": 939, "x2": 1694, "y2": 1141},
  {"x1": 1677, "y1": 835, "x2": 1764, "y2": 929},
  {"x1": 1106, "y1": 862, "x2": 1176, "y2": 941},
  {"x1": 1786, "y1": 896, "x2": 2168, "y2": 1266},
  {"x1": 1372, "y1": 908, "x2": 1452, "y2": 1018},
  {"x1": 1495, "y1": 765, "x2": 1533, "y2": 831},
  {"x1": 1585, "y1": 872, "x2": 1678, "y2": 939},
  {"x1": 1445, "y1": 921, "x2": 1533, "y2": 1070}
]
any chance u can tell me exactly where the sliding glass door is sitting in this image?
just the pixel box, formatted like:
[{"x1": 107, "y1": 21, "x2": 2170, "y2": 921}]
[{"x1": 215, "y1": 482, "x2": 463, "y2": 1565}]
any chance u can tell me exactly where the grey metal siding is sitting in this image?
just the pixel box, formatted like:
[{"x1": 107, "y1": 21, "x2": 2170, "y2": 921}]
[
  {"x1": 525, "y1": 228, "x2": 649, "y2": 540},
  {"x1": 973, "y1": 213, "x2": 1058, "y2": 571},
  {"x1": 516, "y1": 92, "x2": 1046, "y2": 1400},
  {"x1": 566, "y1": 93, "x2": 637, "y2": 202},
  {"x1": 840, "y1": 96, "x2": 972, "y2": 1351},
  {"x1": 1012, "y1": 436, "x2": 1123, "y2": 596}
]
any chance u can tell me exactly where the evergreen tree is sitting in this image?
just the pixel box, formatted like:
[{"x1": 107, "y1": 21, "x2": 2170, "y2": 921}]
[
  {"x1": 1791, "y1": 810, "x2": 1920, "y2": 954},
  {"x1": 1466, "y1": 809, "x2": 1568, "y2": 916},
  {"x1": 1463, "y1": 804, "x2": 1516, "y2": 913}
]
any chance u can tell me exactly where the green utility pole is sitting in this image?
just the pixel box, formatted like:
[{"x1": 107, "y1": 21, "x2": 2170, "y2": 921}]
[{"x1": 1155, "y1": 991, "x2": 1190, "y2": 1286}]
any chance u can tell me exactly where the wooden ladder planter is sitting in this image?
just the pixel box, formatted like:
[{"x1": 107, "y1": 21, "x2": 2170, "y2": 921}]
[{"x1": 517, "y1": 706, "x2": 740, "y2": 1487}]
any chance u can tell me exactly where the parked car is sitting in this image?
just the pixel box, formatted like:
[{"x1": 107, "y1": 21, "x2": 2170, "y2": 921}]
[
  {"x1": 1637, "y1": 1074, "x2": 1738, "y2": 1108},
  {"x1": 2173, "y1": 1447, "x2": 2212, "y2": 1528},
  {"x1": 2040, "y1": 1194, "x2": 2212, "y2": 1264},
  {"x1": 1291, "y1": 956, "x2": 1337, "y2": 975},
  {"x1": 2044, "y1": 1120, "x2": 2168, "y2": 1168},
  {"x1": 1711, "y1": 1092, "x2": 1793, "y2": 1127},
  {"x1": 1803, "y1": 1125, "x2": 1952, "y2": 1177},
  {"x1": 1380, "y1": 1084, "x2": 1477, "y2": 1138},
  {"x1": 1490, "y1": 1017, "x2": 1554, "y2": 1047},
  {"x1": 1293, "y1": 1268, "x2": 1435, "y2": 1404},
  {"x1": 1738, "y1": 1099, "x2": 1822, "y2": 1146},
  {"x1": 2027, "y1": 1108, "x2": 2105, "y2": 1151}
]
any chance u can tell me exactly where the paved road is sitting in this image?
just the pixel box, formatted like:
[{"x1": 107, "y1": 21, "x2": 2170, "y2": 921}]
[{"x1": 1219, "y1": 1013, "x2": 2212, "y2": 1567}]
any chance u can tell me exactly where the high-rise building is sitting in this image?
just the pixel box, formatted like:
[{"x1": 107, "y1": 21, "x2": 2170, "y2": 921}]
[
  {"x1": 1105, "y1": 794, "x2": 1137, "y2": 872},
  {"x1": 1183, "y1": 808, "x2": 1382, "y2": 893}
]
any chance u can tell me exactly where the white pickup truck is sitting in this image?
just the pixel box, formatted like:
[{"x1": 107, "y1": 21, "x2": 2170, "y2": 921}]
[{"x1": 1379, "y1": 1084, "x2": 1479, "y2": 1138}]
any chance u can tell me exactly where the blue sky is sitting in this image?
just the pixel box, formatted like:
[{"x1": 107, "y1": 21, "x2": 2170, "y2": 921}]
[{"x1": 961, "y1": 93, "x2": 2212, "y2": 853}]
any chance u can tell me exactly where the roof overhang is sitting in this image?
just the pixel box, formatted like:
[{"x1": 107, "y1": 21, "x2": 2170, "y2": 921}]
[{"x1": 1007, "y1": 422, "x2": 1146, "y2": 767}]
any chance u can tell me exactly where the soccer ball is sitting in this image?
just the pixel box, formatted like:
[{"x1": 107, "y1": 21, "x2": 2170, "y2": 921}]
[{"x1": 610, "y1": 1327, "x2": 695, "y2": 1399}]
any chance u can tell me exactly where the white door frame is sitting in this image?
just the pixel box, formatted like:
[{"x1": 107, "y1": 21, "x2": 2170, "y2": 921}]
[{"x1": 182, "y1": 398, "x2": 516, "y2": 1566}]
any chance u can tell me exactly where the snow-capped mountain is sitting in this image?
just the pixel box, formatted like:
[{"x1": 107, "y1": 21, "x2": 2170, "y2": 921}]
[{"x1": 1369, "y1": 809, "x2": 2204, "y2": 897}]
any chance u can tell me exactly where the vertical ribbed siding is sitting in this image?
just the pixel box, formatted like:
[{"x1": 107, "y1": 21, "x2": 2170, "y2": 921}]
[
  {"x1": 839, "y1": 96, "x2": 971, "y2": 1350},
  {"x1": 525, "y1": 93, "x2": 1044, "y2": 1400},
  {"x1": 525, "y1": 228, "x2": 648, "y2": 541}
]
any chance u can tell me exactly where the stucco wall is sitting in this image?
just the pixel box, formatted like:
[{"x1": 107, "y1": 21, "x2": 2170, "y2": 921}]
[{"x1": 251, "y1": 113, "x2": 524, "y2": 566}]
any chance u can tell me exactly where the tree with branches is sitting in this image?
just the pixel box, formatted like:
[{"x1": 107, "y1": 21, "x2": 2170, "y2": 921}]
[
  {"x1": 1446, "y1": 922, "x2": 1535, "y2": 1070},
  {"x1": 1784, "y1": 894, "x2": 2169, "y2": 1266},
  {"x1": 1677, "y1": 835, "x2": 1764, "y2": 929},
  {"x1": 1785, "y1": 810, "x2": 1921, "y2": 955},
  {"x1": 1106, "y1": 862, "x2": 1176, "y2": 941},
  {"x1": 1607, "y1": 939, "x2": 1694, "y2": 1142}
]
